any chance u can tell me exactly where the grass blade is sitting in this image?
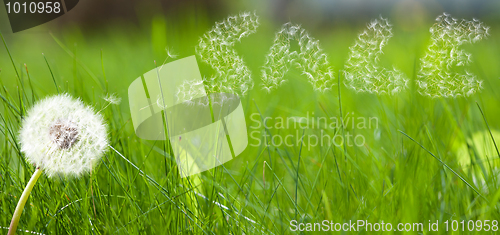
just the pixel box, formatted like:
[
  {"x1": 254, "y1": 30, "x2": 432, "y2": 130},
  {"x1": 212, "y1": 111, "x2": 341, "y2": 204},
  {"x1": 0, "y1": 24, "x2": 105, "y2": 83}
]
[{"x1": 399, "y1": 130, "x2": 488, "y2": 202}]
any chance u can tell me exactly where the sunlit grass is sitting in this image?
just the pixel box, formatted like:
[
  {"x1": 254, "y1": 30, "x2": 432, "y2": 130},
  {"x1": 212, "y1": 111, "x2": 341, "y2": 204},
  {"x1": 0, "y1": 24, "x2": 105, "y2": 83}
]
[{"x1": 1, "y1": 11, "x2": 500, "y2": 234}]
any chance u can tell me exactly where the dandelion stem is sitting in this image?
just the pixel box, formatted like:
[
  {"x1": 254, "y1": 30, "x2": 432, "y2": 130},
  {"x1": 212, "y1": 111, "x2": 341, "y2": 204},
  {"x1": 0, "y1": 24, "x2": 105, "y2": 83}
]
[{"x1": 8, "y1": 168, "x2": 42, "y2": 235}]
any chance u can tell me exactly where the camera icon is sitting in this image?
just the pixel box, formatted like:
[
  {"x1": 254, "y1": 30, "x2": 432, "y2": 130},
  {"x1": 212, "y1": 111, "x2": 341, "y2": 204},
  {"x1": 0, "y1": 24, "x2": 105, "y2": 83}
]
[{"x1": 128, "y1": 56, "x2": 248, "y2": 177}]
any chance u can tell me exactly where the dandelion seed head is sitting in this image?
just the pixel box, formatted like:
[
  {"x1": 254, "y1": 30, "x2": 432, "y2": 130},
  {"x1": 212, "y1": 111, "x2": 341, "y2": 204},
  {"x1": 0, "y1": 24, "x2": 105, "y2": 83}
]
[
  {"x1": 49, "y1": 119, "x2": 79, "y2": 150},
  {"x1": 19, "y1": 94, "x2": 108, "y2": 177},
  {"x1": 188, "y1": 11, "x2": 258, "y2": 98},
  {"x1": 417, "y1": 13, "x2": 488, "y2": 97},
  {"x1": 344, "y1": 16, "x2": 408, "y2": 94},
  {"x1": 261, "y1": 22, "x2": 335, "y2": 92},
  {"x1": 175, "y1": 79, "x2": 207, "y2": 105}
]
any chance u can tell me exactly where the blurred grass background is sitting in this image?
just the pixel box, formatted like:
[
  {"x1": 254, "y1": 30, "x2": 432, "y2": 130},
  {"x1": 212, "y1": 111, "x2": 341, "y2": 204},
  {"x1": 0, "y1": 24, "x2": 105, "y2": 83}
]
[{"x1": 1, "y1": 0, "x2": 500, "y2": 234}]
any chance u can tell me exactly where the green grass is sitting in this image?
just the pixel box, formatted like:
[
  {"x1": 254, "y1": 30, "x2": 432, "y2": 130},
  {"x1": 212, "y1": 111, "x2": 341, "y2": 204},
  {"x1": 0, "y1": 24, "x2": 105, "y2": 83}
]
[{"x1": 1, "y1": 9, "x2": 500, "y2": 235}]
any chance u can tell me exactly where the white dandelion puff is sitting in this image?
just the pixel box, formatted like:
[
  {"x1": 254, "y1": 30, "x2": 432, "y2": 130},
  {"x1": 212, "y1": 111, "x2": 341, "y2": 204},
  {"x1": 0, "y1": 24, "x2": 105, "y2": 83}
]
[
  {"x1": 10, "y1": 94, "x2": 108, "y2": 235},
  {"x1": 19, "y1": 94, "x2": 108, "y2": 177}
]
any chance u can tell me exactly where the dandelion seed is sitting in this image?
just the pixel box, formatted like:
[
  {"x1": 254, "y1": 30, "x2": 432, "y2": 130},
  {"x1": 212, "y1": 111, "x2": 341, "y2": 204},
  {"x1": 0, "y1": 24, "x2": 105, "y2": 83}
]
[
  {"x1": 175, "y1": 79, "x2": 206, "y2": 105},
  {"x1": 9, "y1": 94, "x2": 108, "y2": 235},
  {"x1": 103, "y1": 93, "x2": 121, "y2": 105},
  {"x1": 344, "y1": 16, "x2": 408, "y2": 94},
  {"x1": 417, "y1": 13, "x2": 489, "y2": 98},
  {"x1": 166, "y1": 48, "x2": 178, "y2": 59},
  {"x1": 159, "y1": 48, "x2": 179, "y2": 72},
  {"x1": 183, "y1": 12, "x2": 258, "y2": 101},
  {"x1": 156, "y1": 94, "x2": 169, "y2": 109},
  {"x1": 261, "y1": 23, "x2": 335, "y2": 92}
]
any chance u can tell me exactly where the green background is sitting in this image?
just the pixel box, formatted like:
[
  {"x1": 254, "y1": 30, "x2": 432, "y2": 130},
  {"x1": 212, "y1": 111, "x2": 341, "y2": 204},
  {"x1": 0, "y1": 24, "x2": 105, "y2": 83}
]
[{"x1": 1, "y1": 0, "x2": 500, "y2": 234}]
